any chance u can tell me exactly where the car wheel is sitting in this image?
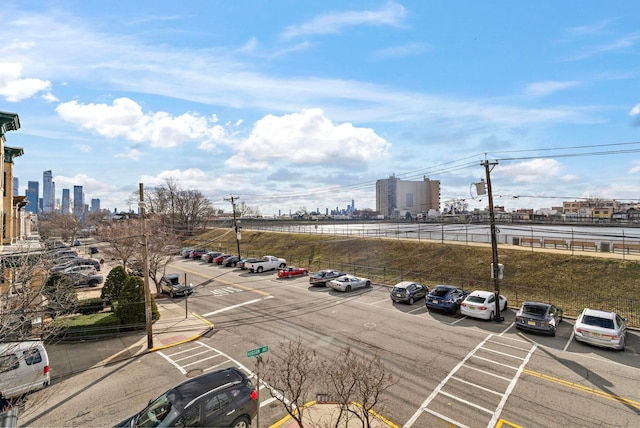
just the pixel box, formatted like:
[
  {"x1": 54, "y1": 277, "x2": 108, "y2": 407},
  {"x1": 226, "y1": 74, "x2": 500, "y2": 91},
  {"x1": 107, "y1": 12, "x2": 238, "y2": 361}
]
[
  {"x1": 558, "y1": 315, "x2": 563, "y2": 324},
  {"x1": 489, "y1": 310, "x2": 495, "y2": 320},
  {"x1": 409, "y1": 297, "x2": 414, "y2": 305},
  {"x1": 287, "y1": 274, "x2": 292, "y2": 278},
  {"x1": 550, "y1": 325, "x2": 556, "y2": 337},
  {"x1": 365, "y1": 281, "x2": 371, "y2": 287},
  {"x1": 279, "y1": 263, "x2": 286, "y2": 268},
  {"x1": 257, "y1": 266, "x2": 263, "y2": 273},
  {"x1": 346, "y1": 285, "x2": 352, "y2": 292},
  {"x1": 89, "y1": 280, "x2": 99, "y2": 287},
  {"x1": 231, "y1": 416, "x2": 251, "y2": 428},
  {"x1": 619, "y1": 336, "x2": 625, "y2": 351},
  {"x1": 170, "y1": 290, "x2": 175, "y2": 298}
]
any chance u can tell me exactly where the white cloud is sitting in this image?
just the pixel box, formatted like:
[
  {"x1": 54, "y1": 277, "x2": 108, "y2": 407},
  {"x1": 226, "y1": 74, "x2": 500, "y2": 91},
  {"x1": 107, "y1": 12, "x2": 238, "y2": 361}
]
[
  {"x1": 115, "y1": 148, "x2": 142, "y2": 161},
  {"x1": 370, "y1": 42, "x2": 431, "y2": 61},
  {"x1": 494, "y1": 159, "x2": 563, "y2": 183},
  {"x1": 281, "y1": 2, "x2": 406, "y2": 39},
  {"x1": 0, "y1": 62, "x2": 51, "y2": 101},
  {"x1": 225, "y1": 109, "x2": 391, "y2": 170},
  {"x1": 524, "y1": 81, "x2": 579, "y2": 98},
  {"x1": 55, "y1": 97, "x2": 232, "y2": 148},
  {"x1": 630, "y1": 103, "x2": 640, "y2": 126}
]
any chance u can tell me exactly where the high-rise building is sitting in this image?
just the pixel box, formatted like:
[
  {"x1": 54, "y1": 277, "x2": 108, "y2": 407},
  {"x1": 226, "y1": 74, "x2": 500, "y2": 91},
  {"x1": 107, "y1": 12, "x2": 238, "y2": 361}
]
[
  {"x1": 73, "y1": 185, "x2": 84, "y2": 218},
  {"x1": 61, "y1": 189, "x2": 70, "y2": 214},
  {"x1": 376, "y1": 175, "x2": 440, "y2": 219},
  {"x1": 43, "y1": 170, "x2": 54, "y2": 213},
  {"x1": 90, "y1": 198, "x2": 100, "y2": 212},
  {"x1": 25, "y1": 181, "x2": 39, "y2": 214},
  {"x1": 13, "y1": 177, "x2": 18, "y2": 196}
]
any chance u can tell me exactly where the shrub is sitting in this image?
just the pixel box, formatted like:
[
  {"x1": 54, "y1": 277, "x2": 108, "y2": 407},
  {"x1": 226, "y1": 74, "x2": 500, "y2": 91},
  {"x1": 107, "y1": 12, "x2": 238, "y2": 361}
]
[
  {"x1": 101, "y1": 265, "x2": 129, "y2": 302},
  {"x1": 114, "y1": 276, "x2": 160, "y2": 328},
  {"x1": 76, "y1": 297, "x2": 106, "y2": 315},
  {"x1": 44, "y1": 313, "x2": 122, "y2": 340}
]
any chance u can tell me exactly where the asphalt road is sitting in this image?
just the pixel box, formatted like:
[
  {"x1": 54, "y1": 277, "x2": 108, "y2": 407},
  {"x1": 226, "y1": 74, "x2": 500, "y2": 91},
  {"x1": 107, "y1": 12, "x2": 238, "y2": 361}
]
[{"x1": 22, "y1": 259, "x2": 640, "y2": 427}]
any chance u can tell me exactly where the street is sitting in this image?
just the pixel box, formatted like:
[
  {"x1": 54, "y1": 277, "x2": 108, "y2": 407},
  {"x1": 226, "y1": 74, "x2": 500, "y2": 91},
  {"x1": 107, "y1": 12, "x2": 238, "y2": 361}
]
[{"x1": 23, "y1": 258, "x2": 640, "y2": 427}]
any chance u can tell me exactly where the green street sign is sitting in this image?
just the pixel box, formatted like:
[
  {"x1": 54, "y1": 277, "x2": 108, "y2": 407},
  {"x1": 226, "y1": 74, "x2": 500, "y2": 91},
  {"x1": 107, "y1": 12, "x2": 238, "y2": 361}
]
[{"x1": 247, "y1": 346, "x2": 269, "y2": 358}]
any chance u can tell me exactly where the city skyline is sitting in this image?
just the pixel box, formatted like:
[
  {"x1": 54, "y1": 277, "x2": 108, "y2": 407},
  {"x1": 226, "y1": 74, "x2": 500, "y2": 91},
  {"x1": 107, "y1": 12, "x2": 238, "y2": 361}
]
[{"x1": 2, "y1": 2, "x2": 640, "y2": 216}]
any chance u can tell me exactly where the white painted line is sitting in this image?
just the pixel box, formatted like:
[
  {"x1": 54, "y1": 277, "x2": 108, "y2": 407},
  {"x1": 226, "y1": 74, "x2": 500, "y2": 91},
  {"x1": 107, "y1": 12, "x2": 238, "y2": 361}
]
[
  {"x1": 449, "y1": 316, "x2": 468, "y2": 325},
  {"x1": 450, "y1": 376, "x2": 504, "y2": 397},
  {"x1": 463, "y1": 365, "x2": 513, "y2": 382},
  {"x1": 469, "y1": 355, "x2": 519, "y2": 371},
  {"x1": 202, "y1": 295, "x2": 274, "y2": 317},
  {"x1": 563, "y1": 330, "x2": 576, "y2": 352},
  {"x1": 157, "y1": 351, "x2": 187, "y2": 375},
  {"x1": 404, "y1": 335, "x2": 492, "y2": 427},
  {"x1": 499, "y1": 321, "x2": 515, "y2": 335},
  {"x1": 182, "y1": 354, "x2": 223, "y2": 367},
  {"x1": 203, "y1": 360, "x2": 233, "y2": 373},
  {"x1": 261, "y1": 396, "x2": 278, "y2": 407},
  {"x1": 173, "y1": 349, "x2": 215, "y2": 362},
  {"x1": 478, "y1": 346, "x2": 526, "y2": 361},
  {"x1": 423, "y1": 408, "x2": 473, "y2": 428},
  {"x1": 487, "y1": 343, "x2": 538, "y2": 427},
  {"x1": 438, "y1": 390, "x2": 493, "y2": 414}
]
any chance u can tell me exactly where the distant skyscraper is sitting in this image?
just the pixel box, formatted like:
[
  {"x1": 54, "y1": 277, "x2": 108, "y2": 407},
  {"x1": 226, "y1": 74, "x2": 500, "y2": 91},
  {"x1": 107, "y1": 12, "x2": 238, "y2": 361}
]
[
  {"x1": 25, "y1": 181, "x2": 39, "y2": 214},
  {"x1": 61, "y1": 189, "x2": 70, "y2": 214},
  {"x1": 73, "y1": 185, "x2": 84, "y2": 218},
  {"x1": 12, "y1": 177, "x2": 18, "y2": 196},
  {"x1": 90, "y1": 198, "x2": 100, "y2": 212},
  {"x1": 43, "y1": 170, "x2": 54, "y2": 213}
]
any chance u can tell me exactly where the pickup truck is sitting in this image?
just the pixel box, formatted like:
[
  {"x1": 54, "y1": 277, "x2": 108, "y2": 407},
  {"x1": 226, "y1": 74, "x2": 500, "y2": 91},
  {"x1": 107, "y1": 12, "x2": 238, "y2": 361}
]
[{"x1": 246, "y1": 256, "x2": 286, "y2": 273}]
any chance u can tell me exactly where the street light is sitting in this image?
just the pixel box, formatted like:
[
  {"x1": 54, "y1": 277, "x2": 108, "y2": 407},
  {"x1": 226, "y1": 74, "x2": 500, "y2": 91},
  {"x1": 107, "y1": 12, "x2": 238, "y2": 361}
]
[{"x1": 139, "y1": 183, "x2": 154, "y2": 348}]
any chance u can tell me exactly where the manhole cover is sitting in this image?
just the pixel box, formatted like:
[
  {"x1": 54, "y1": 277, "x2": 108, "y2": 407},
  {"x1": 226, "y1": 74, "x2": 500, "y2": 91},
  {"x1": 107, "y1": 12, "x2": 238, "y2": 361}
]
[{"x1": 186, "y1": 368, "x2": 203, "y2": 378}]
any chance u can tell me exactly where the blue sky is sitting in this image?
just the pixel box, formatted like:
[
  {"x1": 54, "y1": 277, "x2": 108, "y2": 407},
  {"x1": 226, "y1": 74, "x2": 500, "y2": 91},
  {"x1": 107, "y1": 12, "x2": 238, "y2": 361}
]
[{"x1": 2, "y1": 1, "x2": 640, "y2": 215}]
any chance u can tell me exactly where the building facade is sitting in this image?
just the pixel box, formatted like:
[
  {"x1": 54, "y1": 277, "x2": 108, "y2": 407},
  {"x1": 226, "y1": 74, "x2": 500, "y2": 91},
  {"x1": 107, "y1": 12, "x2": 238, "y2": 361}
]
[
  {"x1": 73, "y1": 185, "x2": 84, "y2": 218},
  {"x1": 90, "y1": 198, "x2": 100, "y2": 212},
  {"x1": 61, "y1": 188, "x2": 70, "y2": 214},
  {"x1": 25, "y1": 181, "x2": 38, "y2": 214},
  {"x1": 42, "y1": 170, "x2": 54, "y2": 213},
  {"x1": 376, "y1": 175, "x2": 441, "y2": 219}
]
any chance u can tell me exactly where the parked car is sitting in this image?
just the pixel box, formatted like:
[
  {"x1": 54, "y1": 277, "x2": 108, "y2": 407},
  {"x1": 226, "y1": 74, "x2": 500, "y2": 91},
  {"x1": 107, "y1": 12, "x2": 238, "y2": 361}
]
[
  {"x1": 204, "y1": 251, "x2": 223, "y2": 263},
  {"x1": 50, "y1": 258, "x2": 100, "y2": 272},
  {"x1": 238, "y1": 258, "x2": 259, "y2": 270},
  {"x1": 190, "y1": 249, "x2": 208, "y2": 260},
  {"x1": 425, "y1": 285, "x2": 469, "y2": 314},
  {"x1": 574, "y1": 308, "x2": 627, "y2": 350},
  {"x1": 213, "y1": 254, "x2": 233, "y2": 265},
  {"x1": 460, "y1": 290, "x2": 508, "y2": 320},
  {"x1": 65, "y1": 271, "x2": 104, "y2": 288},
  {"x1": 277, "y1": 266, "x2": 309, "y2": 279},
  {"x1": 0, "y1": 341, "x2": 50, "y2": 407},
  {"x1": 515, "y1": 302, "x2": 563, "y2": 336},
  {"x1": 328, "y1": 274, "x2": 371, "y2": 292},
  {"x1": 63, "y1": 265, "x2": 97, "y2": 276},
  {"x1": 390, "y1": 281, "x2": 428, "y2": 305},
  {"x1": 308, "y1": 270, "x2": 345, "y2": 286},
  {"x1": 245, "y1": 255, "x2": 286, "y2": 273},
  {"x1": 223, "y1": 256, "x2": 241, "y2": 267},
  {"x1": 114, "y1": 367, "x2": 257, "y2": 428},
  {"x1": 180, "y1": 248, "x2": 193, "y2": 258},
  {"x1": 73, "y1": 240, "x2": 82, "y2": 246},
  {"x1": 160, "y1": 274, "x2": 193, "y2": 298},
  {"x1": 89, "y1": 246, "x2": 99, "y2": 254}
]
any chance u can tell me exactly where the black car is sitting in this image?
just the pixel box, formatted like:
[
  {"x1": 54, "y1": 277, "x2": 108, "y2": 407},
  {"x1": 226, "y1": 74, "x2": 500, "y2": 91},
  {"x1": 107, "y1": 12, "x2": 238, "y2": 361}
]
[
  {"x1": 223, "y1": 256, "x2": 241, "y2": 267},
  {"x1": 515, "y1": 302, "x2": 563, "y2": 336},
  {"x1": 89, "y1": 246, "x2": 99, "y2": 254},
  {"x1": 309, "y1": 269, "x2": 345, "y2": 286},
  {"x1": 114, "y1": 367, "x2": 257, "y2": 428},
  {"x1": 425, "y1": 285, "x2": 469, "y2": 314},
  {"x1": 160, "y1": 274, "x2": 193, "y2": 298},
  {"x1": 390, "y1": 281, "x2": 428, "y2": 305}
]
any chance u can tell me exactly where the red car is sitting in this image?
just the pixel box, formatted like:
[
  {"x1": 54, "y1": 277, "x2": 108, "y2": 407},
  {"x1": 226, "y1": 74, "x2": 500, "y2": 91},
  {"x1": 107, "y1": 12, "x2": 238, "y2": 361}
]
[
  {"x1": 213, "y1": 254, "x2": 232, "y2": 264},
  {"x1": 277, "y1": 266, "x2": 309, "y2": 279}
]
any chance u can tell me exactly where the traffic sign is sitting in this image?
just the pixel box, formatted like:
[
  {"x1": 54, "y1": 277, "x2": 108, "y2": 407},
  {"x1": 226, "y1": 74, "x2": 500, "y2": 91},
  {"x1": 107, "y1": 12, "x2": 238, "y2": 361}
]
[{"x1": 247, "y1": 346, "x2": 269, "y2": 357}]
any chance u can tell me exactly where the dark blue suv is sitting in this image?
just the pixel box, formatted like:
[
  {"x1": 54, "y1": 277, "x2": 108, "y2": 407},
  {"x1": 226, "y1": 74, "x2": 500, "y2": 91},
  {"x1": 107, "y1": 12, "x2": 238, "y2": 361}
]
[
  {"x1": 425, "y1": 285, "x2": 469, "y2": 314},
  {"x1": 115, "y1": 367, "x2": 257, "y2": 428}
]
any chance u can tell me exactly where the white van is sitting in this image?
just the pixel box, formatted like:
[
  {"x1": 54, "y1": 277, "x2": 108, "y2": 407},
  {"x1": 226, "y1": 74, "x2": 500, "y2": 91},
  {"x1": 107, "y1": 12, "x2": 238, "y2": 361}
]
[{"x1": 0, "y1": 341, "x2": 50, "y2": 402}]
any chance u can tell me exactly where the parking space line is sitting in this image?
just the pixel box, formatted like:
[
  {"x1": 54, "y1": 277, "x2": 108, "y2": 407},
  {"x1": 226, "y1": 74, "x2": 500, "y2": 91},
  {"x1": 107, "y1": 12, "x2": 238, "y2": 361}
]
[
  {"x1": 450, "y1": 376, "x2": 504, "y2": 396},
  {"x1": 470, "y1": 355, "x2": 520, "y2": 371},
  {"x1": 439, "y1": 390, "x2": 494, "y2": 414},
  {"x1": 423, "y1": 408, "x2": 472, "y2": 428},
  {"x1": 465, "y1": 365, "x2": 513, "y2": 382},
  {"x1": 480, "y1": 347, "x2": 526, "y2": 361}
]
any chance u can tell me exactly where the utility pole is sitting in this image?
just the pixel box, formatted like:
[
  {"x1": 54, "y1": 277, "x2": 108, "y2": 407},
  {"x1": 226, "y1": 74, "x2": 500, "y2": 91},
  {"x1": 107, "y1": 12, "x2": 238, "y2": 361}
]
[
  {"x1": 224, "y1": 195, "x2": 242, "y2": 259},
  {"x1": 482, "y1": 160, "x2": 504, "y2": 322},
  {"x1": 139, "y1": 183, "x2": 154, "y2": 348}
]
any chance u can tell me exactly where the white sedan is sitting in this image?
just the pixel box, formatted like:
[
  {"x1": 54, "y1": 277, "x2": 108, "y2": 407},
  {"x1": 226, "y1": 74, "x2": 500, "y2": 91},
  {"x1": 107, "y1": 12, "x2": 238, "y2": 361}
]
[
  {"x1": 328, "y1": 275, "x2": 371, "y2": 292},
  {"x1": 460, "y1": 290, "x2": 508, "y2": 320}
]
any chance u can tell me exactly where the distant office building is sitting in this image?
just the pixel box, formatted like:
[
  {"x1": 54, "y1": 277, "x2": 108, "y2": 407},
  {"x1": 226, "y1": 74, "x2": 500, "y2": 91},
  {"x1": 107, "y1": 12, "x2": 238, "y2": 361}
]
[
  {"x1": 61, "y1": 188, "x2": 70, "y2": 214},
  {"x1": 73, "y1": 185, "x2": 84, "y2": 218},
  {"x1": 43, "y1": 170, "x2": 54, "y2": 213},
  {"x1": 25, "y1": 181, "x2": 39, "y2": 214},
  {"x1": 13, "y1": 177, "x2": 18, "y2": 196},
  {"x1": 376, "y1": 175, "x2": 440, "y2": 219},
  {"x1": 90, "y1": 198, "x2": 100, "y2": 212}
]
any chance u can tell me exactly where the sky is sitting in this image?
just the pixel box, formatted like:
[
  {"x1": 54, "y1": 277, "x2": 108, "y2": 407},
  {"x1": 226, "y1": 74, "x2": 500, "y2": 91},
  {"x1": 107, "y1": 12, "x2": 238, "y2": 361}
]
[{"x1": 2, "y1": 1, "x2": 640, "y2": 216}]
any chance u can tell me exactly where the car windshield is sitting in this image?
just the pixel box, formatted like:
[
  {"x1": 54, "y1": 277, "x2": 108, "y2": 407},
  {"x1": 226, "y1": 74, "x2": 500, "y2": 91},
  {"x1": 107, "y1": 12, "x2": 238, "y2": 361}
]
[
  {"x1": 466, "y1": 296, "x2": 486, "y2": 304},
  {"x1": 582, "y1": 315, "x2": 614, "y2": 329},
  {"x1": 523, "y1": 305, "x2": 547, "y2": 316},
  {"x1": 430, "y1": 287, "x2": 452, "y2": 297},
  {"x1": 391, "y1": 287, "x2": 406, "y2": 293},
  {"x1": 135, "y1": 389, "x2": 183, "y2": 427}
]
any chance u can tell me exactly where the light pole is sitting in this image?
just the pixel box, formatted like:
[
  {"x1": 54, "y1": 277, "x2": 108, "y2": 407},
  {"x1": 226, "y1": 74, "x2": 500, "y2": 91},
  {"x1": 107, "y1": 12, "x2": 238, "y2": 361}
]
[{"x1": 482, "y1": 160, "x2": 504, "y2": 322}]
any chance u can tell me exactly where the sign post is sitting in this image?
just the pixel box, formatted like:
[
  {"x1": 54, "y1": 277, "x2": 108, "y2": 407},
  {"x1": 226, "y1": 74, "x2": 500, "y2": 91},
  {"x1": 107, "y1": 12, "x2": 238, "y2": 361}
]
[{"x1": 247, "y1": 346, "x2": 268, "y2": 427}]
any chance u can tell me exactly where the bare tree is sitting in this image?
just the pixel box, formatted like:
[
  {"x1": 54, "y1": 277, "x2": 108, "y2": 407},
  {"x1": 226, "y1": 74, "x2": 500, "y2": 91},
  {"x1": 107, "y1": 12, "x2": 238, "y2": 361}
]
[
  {"x1": 37, "y1": 213, "x2": 82, "y2": 243},
  {"x1": 237, "y1": 202, "x2": 261, "y2": 218},
  {"x1": 320, "y1": 347, "x2": 394, "y2": 428},
  {"x1": 94, "y1": 218, "x2": 141, "y2": 271},
  {"x1": 259, "y1": 337, "x2": 320, "y2": 427}
]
